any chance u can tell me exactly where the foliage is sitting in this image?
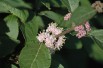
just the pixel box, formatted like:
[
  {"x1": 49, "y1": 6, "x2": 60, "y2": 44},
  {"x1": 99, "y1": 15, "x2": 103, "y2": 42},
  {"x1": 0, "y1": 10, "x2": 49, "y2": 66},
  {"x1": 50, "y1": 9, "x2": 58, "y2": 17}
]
[{"x1": 0, "y1": 0, "x2": 103, "y2": 68}]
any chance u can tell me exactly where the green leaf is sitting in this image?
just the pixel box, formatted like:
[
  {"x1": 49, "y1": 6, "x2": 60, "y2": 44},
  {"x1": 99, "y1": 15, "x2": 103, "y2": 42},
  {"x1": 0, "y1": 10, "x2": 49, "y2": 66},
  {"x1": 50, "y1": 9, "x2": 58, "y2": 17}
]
[
  {"x1": 9, "y1": 8, "x2": 29, "y2": 23},
  {"x1": 58, "y1": 64, "x2": 64, "y2": 68},
  {"x1": 36, "y1": 16, "x2": 44, "y2": 28},
  {"x1": 4, "y1": 15, "x2": 19, "y2": 39},
  {"x1": 20, "y1": 16, "x2": 44, "y2": 42},
  {"x1": 61, "y1": 0, "x2": 80, "y2": 12},
  {"x1": 19, "y1": 43, "x2": 51, "y2": 68},
  {"x1": 82, "y1": 37, "x2": 103, "y2": 63},
  {"x1": 20, "y1": 15, "x2": 51, "y2": 68},
  {"x1": 0, "y1": 2, "x2": 29, "y2": 23},
  {"x1": 39, "y1": 11, "x2": 63, "y2": 24},
  {"x1": 0, "y1": 1, "x2": 9, "y2": 13},
  {"x1": 89, "y1": 30, "x2": 103, "y2": 49},
  {"x1": 12, "y1": 65, "x2": 18, "y2": 68},
  {"x1": 0, "y1": 15, "x2": 19, "y2": 58},
  {"x1": 64, "y1": 6, "x2": 96, "y2": 28},
  {"x1": 50, "y1": 0, "x2": 63, "y2": 7},
  {"x1": 41, "y1": 0, "x2": 51, "y2": 10},
  {"x1": 80, "y1": 0, "x2": 91, "y2": 7},
  {"x1": 0, "y1": 0, "x2": 32, "y2": 9}
]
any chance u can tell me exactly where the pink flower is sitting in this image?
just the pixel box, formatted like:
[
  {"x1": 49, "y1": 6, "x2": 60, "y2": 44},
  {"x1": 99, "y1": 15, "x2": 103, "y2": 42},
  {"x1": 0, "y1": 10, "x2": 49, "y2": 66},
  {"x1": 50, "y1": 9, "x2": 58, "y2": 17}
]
[
  {"x1": 46, "y1": 23, "x2": 63, "y2": 35},
  {"x1": 74, "y1": 25, "x2": 84, "y2": 31},
  {"x1": 36, "y1": 31, "x2": 45, "y2": 42},
  {"x1": 74, "y1": 25, "x2": 86, "y2": 38},
  {"x1": 74, "y1": 21, "x2": 91, "y2": 39},
  {"x1": 85, "y1": 21, "x2": 91, "y2": 32},
  {"x1": 45, "y1": 34, "x2": 56, "y2": 48},
  {"x1": 46, "y1": 23, "x2": 57, "y2": 33},
  {"x1": 53, "y1": 28, "x2": 63, "y2": 35},
  {"x1": 55, "y1": 36, "x2": 65, "y2": 50},
  {"x1": 64, "y1": 13, "x2": 71, "y2": 20},
  {"x1": 37, "y1": 23, "x2": 66, "y2": 51},
  {"x1": 76, "y1": 30, "x2": 86, "y2": 38}
]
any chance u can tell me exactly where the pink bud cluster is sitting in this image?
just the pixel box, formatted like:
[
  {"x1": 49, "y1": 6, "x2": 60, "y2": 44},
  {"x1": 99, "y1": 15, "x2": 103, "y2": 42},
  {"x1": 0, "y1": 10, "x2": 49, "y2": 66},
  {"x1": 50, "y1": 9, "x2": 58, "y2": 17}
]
[
  {"x1": 85, "y1": 21, "x2": 91, "y2": 32},
  {"x1": 74, "y1": 22, "x2": 91, "y2": 38},
  {"x1": 37, "y1": 23, "x2": 66, "y2": 50},
  {"x1": 64, "y1": 13, "x2": 71, "y2": 20}
]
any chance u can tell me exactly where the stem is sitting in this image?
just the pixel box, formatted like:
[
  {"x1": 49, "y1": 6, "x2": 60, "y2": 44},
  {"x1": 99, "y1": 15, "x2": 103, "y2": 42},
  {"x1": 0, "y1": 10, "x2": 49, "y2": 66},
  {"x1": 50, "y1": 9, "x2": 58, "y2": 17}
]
[
  {"x1": 55, "y1": 27, "x2": 74, "y2": 38},
  {"x1": 55, "y1": 21, "x2": 87, "y2": 38}
]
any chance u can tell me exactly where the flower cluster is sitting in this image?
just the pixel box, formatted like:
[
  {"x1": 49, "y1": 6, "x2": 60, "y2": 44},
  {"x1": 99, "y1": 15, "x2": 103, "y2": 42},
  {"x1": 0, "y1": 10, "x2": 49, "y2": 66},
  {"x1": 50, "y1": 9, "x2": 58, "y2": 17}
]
[
  {"x1": 92, "y1": 1, "x2": 103, "y2": 13},
  {"x1": 64, "y1": 13, "x2": 71, "y2": 20},
  {"x1": 85, "y1": 21, "x2": 91, "y2": 32},
  {"x1": 74, "y1": 22, "x2": 91, "y2": 38},
  {"x1": 64, "y1": 12, "x2": 91, "y2": 39},
  {"x1": 37, "y1": 23, "x2": 66, "y2": 51}
]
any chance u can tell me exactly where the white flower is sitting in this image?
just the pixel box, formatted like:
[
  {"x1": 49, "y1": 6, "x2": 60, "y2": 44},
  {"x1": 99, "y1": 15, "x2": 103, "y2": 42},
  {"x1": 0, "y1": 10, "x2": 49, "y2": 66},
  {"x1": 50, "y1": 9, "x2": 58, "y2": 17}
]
[
  {"x1": 45, "y1": 33, "x2": 56, "y2": 48},
  {"x1": 46, "y1": 23, "x2": 57, "y2": 33},
  {"x1": 55, "y1": 36, "x2": 66, "y2": 50},
  {"x1": 36, "y1": 31, "x2": 45, "y2": 42},
  {"x1": 37, "y1": 23, "x2": 66, "y2": 51},
  {"x1": 46, "y1": 23, "x2": 63, "y2": 35}
]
